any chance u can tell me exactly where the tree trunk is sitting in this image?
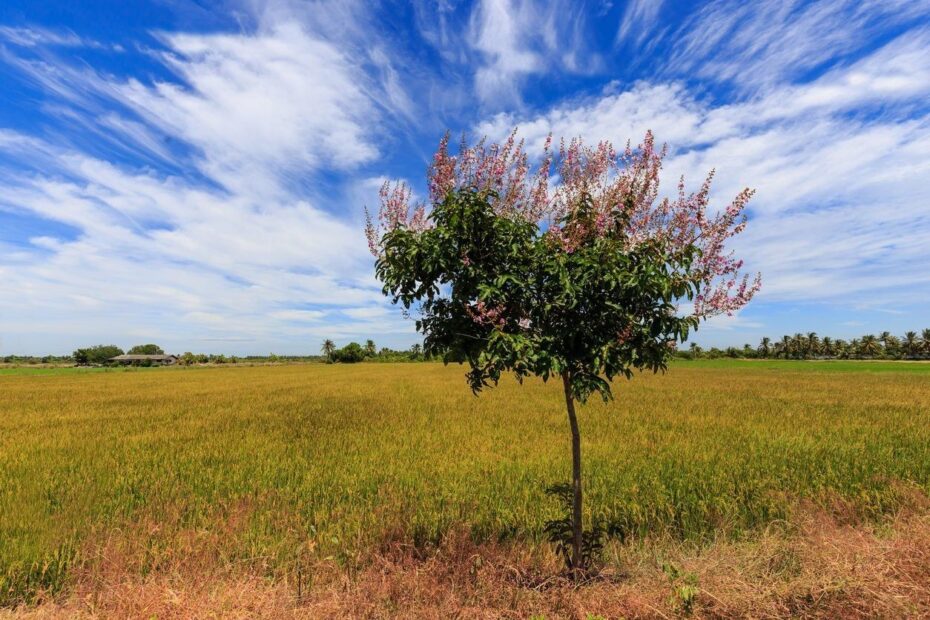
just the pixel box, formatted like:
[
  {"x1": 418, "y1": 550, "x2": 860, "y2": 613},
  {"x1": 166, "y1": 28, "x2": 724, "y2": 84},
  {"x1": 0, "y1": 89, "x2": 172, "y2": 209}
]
[{"x1": 561, "y1": 371, "x2": 583, "y2": 574}]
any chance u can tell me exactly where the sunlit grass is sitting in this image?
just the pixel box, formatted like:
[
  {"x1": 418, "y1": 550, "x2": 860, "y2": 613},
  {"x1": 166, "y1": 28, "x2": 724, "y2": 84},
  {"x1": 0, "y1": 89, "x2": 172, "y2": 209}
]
[{"x1": 2, "y1": 360, "x2": 929, "y2": 604}]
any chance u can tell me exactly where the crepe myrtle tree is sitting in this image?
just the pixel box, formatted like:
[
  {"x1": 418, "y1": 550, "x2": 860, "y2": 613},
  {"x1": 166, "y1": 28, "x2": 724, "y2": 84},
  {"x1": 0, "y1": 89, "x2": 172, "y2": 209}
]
[{"x1": 366, "y1": 131, "x2": 760, "y2": 572}]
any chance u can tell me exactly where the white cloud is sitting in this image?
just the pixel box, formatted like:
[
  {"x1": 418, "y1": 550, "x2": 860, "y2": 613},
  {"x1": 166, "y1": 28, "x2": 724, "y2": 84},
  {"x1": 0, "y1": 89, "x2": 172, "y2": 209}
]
[
  {"x1": 0, "y1": 144, "x2": 391, "y2": 353},
  {"x1": 0, "y1": 13, "x2": 420, "y2": 355},
  {"x1": 0, "y1": 26, "x2": 93, "y2": 48},
  {"x1": 468, "y1": 0, "x2": 543, "y2": 104},
  {"x1": 616, "y1": 0, "x2": 665, "y2": 46},
  {"x1": 269, "y1": 310, "x2": 327, "y2": 321},
  {"x1": 476, "y1": 81, "x2": 705, "y2": 152},
  {"x1": 467, "y1": 0, "x2": 593, "y2": 105},
  {"x1": 473, "y1": 30, "x2": 930, "y2": 309},
  {"x1": 663, "y1": 0, "x2": 930, "y2": 90},
  {"x1": 342, "y1": 307, "x2": 392, "y2": 320},
  {"x1": 118, "y1": 22, "x2": 379, "y2": 195}
]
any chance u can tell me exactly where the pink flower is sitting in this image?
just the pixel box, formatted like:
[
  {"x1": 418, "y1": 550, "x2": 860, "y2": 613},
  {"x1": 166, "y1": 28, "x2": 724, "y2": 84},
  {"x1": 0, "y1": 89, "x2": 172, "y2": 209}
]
[
  {"x1": 368, "y1": 130, "x2": 760, "y2": 319},
  {"x1": 465, "y1": 300, "x2": 505, "y2": 328}
]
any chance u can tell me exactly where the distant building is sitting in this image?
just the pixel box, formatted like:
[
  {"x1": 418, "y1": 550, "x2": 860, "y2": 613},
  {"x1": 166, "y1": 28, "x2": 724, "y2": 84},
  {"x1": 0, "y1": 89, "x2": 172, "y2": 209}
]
[{"x1": 109, "y1": 354, "x2": 179, "y2": 365}]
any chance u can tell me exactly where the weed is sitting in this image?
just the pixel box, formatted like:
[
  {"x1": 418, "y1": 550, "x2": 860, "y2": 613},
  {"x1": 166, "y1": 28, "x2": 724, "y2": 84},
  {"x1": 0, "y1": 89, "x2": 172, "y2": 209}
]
[
  {"x1": 543, "y1": 483, "x2": 605, "y2": 572},
  {"x1": 662, "y1": 561, "x2": 699, "y2": 615}
]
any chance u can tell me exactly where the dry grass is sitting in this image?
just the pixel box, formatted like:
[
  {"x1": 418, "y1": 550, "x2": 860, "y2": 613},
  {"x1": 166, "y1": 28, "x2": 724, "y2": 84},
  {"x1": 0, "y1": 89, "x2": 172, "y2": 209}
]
[{"x1": 5, "y1": 505, "x2": 929, "y2": 619}]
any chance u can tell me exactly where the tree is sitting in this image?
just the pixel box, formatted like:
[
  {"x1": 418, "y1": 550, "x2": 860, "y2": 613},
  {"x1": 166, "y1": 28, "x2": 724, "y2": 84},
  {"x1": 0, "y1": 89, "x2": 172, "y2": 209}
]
[
  {"x1": 366, "y1": 131, "x2": 759, "y2": 572},
  {"x1": 902, "y1": 331, "x2": 919, "y2": 358},
  {"x1": 73, "y1": 345, "x2": 124, "y2": 365},
  {"x1": 757, "y1": 337, "x2": 771, "y2": 358},
  {"x1": 778, "y1": 335, "x2": 791, "y2": 359},
  {"x1": 879, "y1": 331, "x2": 898, "y2": 357},
  {"x1": 333, "y1": 342, "x2": 365, "y2": 363},
  {"x1": 921, "y1": 329, "x2": 930, "y2": 357},
  {"x1": 364, "y1": 339, "x2": 377, "y2": 357},
  {"x1": 128, "y1": 343, "x2": 164, "y2": 355},
  {"x1": 321, "y1": 339, "x2": 336, "y2": 362},
  {"x1": 689, "y1": 342, "x2": 702, "y2": 359},
  {"x1": 409, "y1": 343, "x2": 423, "y2": 359},
  {"x1": 806, "y1": 332, "x2": 819, "y2": 357},
  {"x1": 860, "y1": 334, "x2": 881, "y2": 357}
]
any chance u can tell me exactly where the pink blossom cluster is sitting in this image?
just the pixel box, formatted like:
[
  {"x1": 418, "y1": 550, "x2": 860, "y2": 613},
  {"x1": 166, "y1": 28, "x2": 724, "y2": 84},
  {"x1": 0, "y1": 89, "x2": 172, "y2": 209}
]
[
  {"x1": 465, "y1": 300, "x2": 506, "y2": 328},
  {"x1": 365, "y1": 181, "x2": 428, "y2": 255},
  {"x1": 428, "y1": 130, "x2": 552, "y2": 221},
  {"x1": 366, "y1": 130, "x2": 761, "y2": 318},
  {"x1": 365, "y1": 130, "x2": 551, "y2": 253},
  {"x1": 616, "y1": 324, "x2": 634, "y2": 344}
]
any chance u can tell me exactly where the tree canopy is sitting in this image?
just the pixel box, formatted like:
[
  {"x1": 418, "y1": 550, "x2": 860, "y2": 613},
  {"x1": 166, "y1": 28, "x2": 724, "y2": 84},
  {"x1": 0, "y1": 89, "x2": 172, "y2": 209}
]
[
  {"x1": 128, "y1": 344, "x2": 164, "y2": 355},
  {"x1": 368, "y1": 131, "x2": 760, "y2": 403},
  {"x1": 73, "y1": 345, "x2": 124, "y2": 365}
]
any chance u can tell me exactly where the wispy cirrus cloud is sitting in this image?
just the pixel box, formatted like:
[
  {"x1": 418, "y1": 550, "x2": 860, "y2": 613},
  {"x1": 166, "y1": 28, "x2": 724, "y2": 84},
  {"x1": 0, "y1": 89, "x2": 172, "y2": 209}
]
[
  {"x1": 0, "y1": 7, "x2": 417, "y2": 354},
  {"x1": 119, "y1": 23, "x2": 381, "y2": 194},
  {"x1": 0, "y1": 25, "x2": 101, "y2": 49},
  {"x1": 0, "y1": 139, "x2": 407, "y2": 353},
  {"x1": 466, "y1": 0, "x2": 596, "y2": 106},
  {"x1": 663, "y1": 0, "x2": 930, "y2": 89},
  {"x1": 476, "y1": 27, "x2": 930, "y2": 311},
  {"x1": 616, "y1": 0, "x2": 665, "y2": 46}
]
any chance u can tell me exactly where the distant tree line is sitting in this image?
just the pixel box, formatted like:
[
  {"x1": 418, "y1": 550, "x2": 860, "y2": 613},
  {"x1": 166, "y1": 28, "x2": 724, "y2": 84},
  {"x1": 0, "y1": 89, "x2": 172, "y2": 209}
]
[
  {"x1": 177, "y1": 353, "x2": 330, "y2": 365},
  {"x1": 320, "y1": 339, "x2": 426, "y2": 363},
  {"x1": 8, "y1": 330, "x2": 929, "y2": 367},
  {"x1": 679, "y1": 329, "x2": 930, "y2": 360},
  {"x1": 1, "y1": 355, "x2": 73, "y2": 365},
  {"x1": 27, "y1": 340, "x2": 428, "y2": 367}
]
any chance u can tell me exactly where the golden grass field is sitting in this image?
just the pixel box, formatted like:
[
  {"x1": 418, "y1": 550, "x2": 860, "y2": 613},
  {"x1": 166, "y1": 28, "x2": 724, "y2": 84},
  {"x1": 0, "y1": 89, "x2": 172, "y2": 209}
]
[{"x1": 2, "y1": 360, "x2": 930, "y2": 618}]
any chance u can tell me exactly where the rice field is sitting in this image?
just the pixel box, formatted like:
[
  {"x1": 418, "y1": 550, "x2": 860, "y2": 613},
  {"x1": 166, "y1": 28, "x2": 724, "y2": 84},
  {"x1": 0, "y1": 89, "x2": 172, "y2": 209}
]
[{"x1": 2, "y1": 360, "x2": 930, "y2": 609}]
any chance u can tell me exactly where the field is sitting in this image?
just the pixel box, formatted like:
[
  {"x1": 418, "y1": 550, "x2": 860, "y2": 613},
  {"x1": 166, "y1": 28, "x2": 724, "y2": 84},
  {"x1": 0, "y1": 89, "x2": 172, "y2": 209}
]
[{"x1": 2, "y1": 361, "x2": 930, "y2": 617}]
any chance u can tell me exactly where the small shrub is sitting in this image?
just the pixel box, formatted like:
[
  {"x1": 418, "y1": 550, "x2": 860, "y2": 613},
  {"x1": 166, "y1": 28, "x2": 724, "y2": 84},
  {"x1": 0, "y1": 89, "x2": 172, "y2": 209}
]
[
  {"x1": 543, "y1": 483, "x2": 605, "y2": 572},
  {"x1": 662, "y1": 561, "x2": 699, "y2": 615}
]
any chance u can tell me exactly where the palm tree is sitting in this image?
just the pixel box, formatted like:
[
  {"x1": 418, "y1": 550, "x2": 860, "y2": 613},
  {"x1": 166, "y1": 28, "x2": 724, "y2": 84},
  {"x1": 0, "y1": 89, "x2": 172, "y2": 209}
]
[
  {"x1": 757, "y1": 337, "x2": 772, "y2": 358},
  {"x1": 903, "y1": 331, "x2": 919, "y2": 358},
  {"x1": 806, "y1": 332, "x2": 820, "y2": 357},
  {"x1": 921, "y1": 329, "x2": 930, "y2": 358},
  {"x1": 879, "y1": 331, "x2": 899, "y2": 358},
  {"x1": 780, "y1": 335, "x2": 792, "y2": 359},
  {"x1": 821, "y1": 336, "x2": 834, "y2": 358},
  {"x1": 364, "y1": 339, "x2": 377, "y2": 357},
  {"x1": 849, "y1": 338, "x2": 861, "y2": 359},
  {"x1": 689, "y1": 342, "x2": 702, "y2": 358},
  {"x1": 791, "y1": 333, "x2": 806, "y2": 359},
  {"x1": 835, "y1": 339, "x2": 849, "y2": 359},
  {"x1": 860, "y1": 334, "x2": 881, "y2": 358},
  {"x1": 321, "y1": 339, "x2": 336, "y2": 361}
]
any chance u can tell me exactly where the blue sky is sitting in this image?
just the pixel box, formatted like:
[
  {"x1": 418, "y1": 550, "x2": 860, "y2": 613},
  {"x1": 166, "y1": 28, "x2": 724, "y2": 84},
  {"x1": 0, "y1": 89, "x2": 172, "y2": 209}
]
[{"x1": 1, "y1": 0, "x2": 929, "y2": 355}]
